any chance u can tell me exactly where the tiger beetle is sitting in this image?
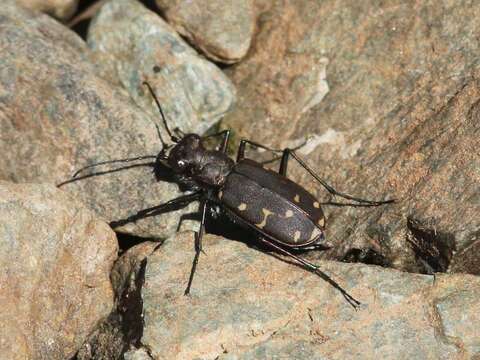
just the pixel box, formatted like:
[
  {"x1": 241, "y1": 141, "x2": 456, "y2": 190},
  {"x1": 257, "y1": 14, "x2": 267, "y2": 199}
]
[{"x1": 59, "y1": 82, "x2": 394, "y2": 309}]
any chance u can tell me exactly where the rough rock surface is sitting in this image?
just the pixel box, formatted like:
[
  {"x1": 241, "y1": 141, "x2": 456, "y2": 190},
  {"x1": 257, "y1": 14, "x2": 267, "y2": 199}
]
[
  {"x1": 136, "y1": 232, "x2": 480, "y2": 359},
  {"x1": 0, "y1": 1, "x2": 196, "y2": 239},
  {"x1": 0, "y1": 181, "x2": 118, "y2": 359},
  {"x1": 77, "y1": 241, "x2": 159, "y2": 360},
  {"x1": 222, "y1": 0, "x2": 480, "y2": 274},
  {"x1": 124, "y1": 347, "x2": 153, "y2": 360},
  {"x1": 155, "y1": 0, "x2": 255, "y2": 63},
  {"x1": 15, "y1": 0, "x2": 78, "y2": 20},
  {"x1": 88, "y1": 0, "x2": 236, "y2": 136}
]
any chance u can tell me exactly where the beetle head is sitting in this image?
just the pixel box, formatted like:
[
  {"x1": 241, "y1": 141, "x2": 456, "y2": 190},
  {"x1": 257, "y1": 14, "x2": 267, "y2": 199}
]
[{"x1": 167, "y1": 134, "x2": 203, "y2": 174}]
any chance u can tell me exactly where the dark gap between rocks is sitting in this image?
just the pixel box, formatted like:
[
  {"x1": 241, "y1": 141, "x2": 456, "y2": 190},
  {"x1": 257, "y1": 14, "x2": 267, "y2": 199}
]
[
  {"x1": 76, "y1": 0, "x2": 100, "y2": 14},
  {"x1": 139, "y1": 0, "x2": 160, "y2": 14},
  {"x1": 73, "y1": 255, "x2": 151, "y2": 360},
  {"x1": 70, "y1": 17, "x2": 91, "y2": 40},
  {"x1": 120, "y1": 258, "x2": 148, "y2": 353},
  {"x1": 342, "y1": 248, "x2": 391, "y2": 267},
  {"x1": 213, "y1": 60, "x2": 235, "y2": 70},
  {"x1": 116, "y1": 232, "x2": 162, "y2": 254},
  {"x1": 406, "y1": 217, "x2": 456, "y2": 274},
  {"x1": 69, "y1": 0, "x2": 100, "y2": 40}
]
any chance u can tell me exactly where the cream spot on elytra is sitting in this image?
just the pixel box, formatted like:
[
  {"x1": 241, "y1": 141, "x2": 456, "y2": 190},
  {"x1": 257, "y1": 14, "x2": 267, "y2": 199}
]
[
  {"x1": 313, "y1": 201, "x2": 320, "y2": 208},
  {"x1": 294, "y1": 231, "x2": 301, "y2": 242},
  {"x1": 294, "y1": 194, "x2": 300, "y2": 203},
  {"x1": 285, "y1": 210, "x2": 293, "y2": 218},
  {"x1": 238, "y1": 203, "x2": 247, "y2": 211},
  {"x1": 318, "y1": 218, "x2": 325, "y2": 227},
  {"x1": 256, "y1": 208, "x2": 273, "y2": 229},
  {"x1": 309, "y1": 227, "x2": 321, "y2": 241}
]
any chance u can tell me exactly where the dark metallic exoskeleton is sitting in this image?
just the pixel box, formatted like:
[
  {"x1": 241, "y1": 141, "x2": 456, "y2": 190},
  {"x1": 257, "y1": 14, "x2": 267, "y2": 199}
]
[{"x1": 59, "y1": 82, "x2": 394, "y2": 309}]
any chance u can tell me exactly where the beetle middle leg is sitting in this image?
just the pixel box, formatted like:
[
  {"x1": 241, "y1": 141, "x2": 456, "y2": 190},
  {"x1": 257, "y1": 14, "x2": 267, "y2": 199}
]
[
  {"x1": 203, "y1": 129, "x2": 231, "y2": 153},
  {"x1": 236, "y1": 139, "x2": 306, "y2": 164},
  {"x1": 257, "y1": 236, "x2": 361, "y2": 309},
  {"x1": 185, "y1": 199, "x2": 208, "y2": 295},
  {"x1": 279, "y1": 149, "x2": 394, "y2": 206}
]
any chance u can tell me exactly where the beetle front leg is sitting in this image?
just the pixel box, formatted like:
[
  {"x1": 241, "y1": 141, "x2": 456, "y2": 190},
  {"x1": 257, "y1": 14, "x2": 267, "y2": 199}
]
[
  {"x1": 185, "y1": 199, "x2": 208, "y2": 295},
  {"x1": 280, "y1": 149, "x2": 394, "y2": 206},
  {"x1": 109, "y1": 191, "x2": 202, "y2": 228}
]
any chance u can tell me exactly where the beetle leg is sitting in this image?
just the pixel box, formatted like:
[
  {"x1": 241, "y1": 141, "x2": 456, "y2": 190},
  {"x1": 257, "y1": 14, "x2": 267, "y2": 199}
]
[
  {"x1": 237, "y1": 139, "x2": 306, "y2": 164},
  {"x1": 257, "y1": 236, "x2": 361, "y2": 310},
  {"x1": 109, "y1": 191, "x2": 202, "y2": 228},
  {"x1": 280, "y1": 149, "x2": 395, "y2": 206},
  {"x1": 185, "y1": 200, "x2": 208, "y2": 295},
  {"x1": 203, "y1": 130, "x2": 231, "y2": 153},
  {"x1": 236, "y1": 139, "x2": 283, "y2": 162}
]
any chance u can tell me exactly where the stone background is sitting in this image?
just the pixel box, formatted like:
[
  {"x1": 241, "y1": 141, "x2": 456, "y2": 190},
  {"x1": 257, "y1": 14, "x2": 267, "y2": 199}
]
[{"x1": 0, "y1": 0, "x2": 478, "y2": 359}]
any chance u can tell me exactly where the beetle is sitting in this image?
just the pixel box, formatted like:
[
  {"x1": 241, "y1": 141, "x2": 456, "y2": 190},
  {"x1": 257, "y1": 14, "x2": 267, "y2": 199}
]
[{"x1": 59, "y1": 82, "x2": 394, "y2": 309}]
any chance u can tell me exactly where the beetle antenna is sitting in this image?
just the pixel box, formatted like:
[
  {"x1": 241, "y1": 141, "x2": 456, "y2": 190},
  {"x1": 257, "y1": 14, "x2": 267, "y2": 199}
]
[
  {"x1": 150, "y1": 115, "x2": 168, "y2": 149},
  {"x1": 69, "y1": 155, "x2": 158, "y2": 179},
  {"x1": 142, "y1": 81, "x2": 179, "y2": 143},
  {"x1": 57, "y1": 160, "x2": 156, "y2": 187}
]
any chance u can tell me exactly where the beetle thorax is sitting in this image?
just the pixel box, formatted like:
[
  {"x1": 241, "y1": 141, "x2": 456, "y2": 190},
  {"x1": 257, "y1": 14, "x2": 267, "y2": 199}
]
[{"x1": 167, "y1": 134, "x2": 234, "y2": 187}]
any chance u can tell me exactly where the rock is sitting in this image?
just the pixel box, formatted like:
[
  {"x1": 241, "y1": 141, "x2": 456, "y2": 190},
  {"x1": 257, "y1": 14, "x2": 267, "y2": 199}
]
[
  {"x1": 0, "y1": 181, "x2": 118, "y2": 359},
  {"x1": 77, "y1": 241, "x2": 159, "y2": 359},
  {"x1": 155, "y1": 0, "x2": 255, "y2": 63},
  {"x1": 15, "y1": 0, "x2": 78, "y2": 20},
  {"x1": 0, "y1": 1, "x2": 197, "y2": 239},
  {"x1": 87, "y1": 0, "x2": 236, "y2": 136},
  {"x1": 221, "y1": 1, "x2": 480, "y2": 274},
  {"x1": 135, "y1": 232, "x2": 480, "y2": 359},
  {"x1": 124, "y1": 347, "x2": 153, "y2": 360}
]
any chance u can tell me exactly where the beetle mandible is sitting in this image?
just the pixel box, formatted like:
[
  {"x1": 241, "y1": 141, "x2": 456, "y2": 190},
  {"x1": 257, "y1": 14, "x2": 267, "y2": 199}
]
[{"x1": 59, "y1": 82, "x2": 394, "y2": 309}]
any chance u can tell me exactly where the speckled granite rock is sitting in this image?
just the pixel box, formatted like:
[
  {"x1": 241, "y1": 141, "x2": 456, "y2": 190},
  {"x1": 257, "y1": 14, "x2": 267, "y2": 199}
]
[
  {"x1": 0, "y1": 1, "x2": 197, "y2": 239},
  {"x1": 87, "y1": 0, "x2": 236, "y2": 136},
  {"x1": 0, "y1": 181, "x2": 118, "y2": 359},
  {"x1": 15, "y1": 0, "x2": 78, "y2": 20},
  {"x1": 155, "y1": 0, "x2": 255, "y2": 63},
  {"x1": 135, "y1": 232, "x2": 480, "y2": 359},
  {"x1": 222, "y1": 0, "x2": 480, "y2": 275}
]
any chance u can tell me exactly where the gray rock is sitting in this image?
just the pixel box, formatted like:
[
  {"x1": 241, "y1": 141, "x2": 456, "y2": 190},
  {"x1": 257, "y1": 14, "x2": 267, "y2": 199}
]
[
  {"x1": 15, "y1": 0, "x2": 78, "y2": 20},
  {"x1": 87, "y1": 0, "x2": 236, "y2": 136},
  {"x1": 155, "y1": 0, "x2": 255, "y2": 63},
  {"x1": 139, "y1": 232, "x2": 480, "y2": 359},
  {"x1": 222, "y1": 0, "x2": 480, "y2": 275},
  {"x1": 0, "y1": 1, "x2": 196, "y2": 239},
  {"x1": 0, "y1": 181, "x2": 118, "y2": 359}
]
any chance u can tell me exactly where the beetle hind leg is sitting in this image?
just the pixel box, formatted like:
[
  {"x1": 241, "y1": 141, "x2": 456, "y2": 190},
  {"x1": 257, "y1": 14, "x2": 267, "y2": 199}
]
[{"x1": 257, "y1": 236, "x2": 361, "y2": 310}]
